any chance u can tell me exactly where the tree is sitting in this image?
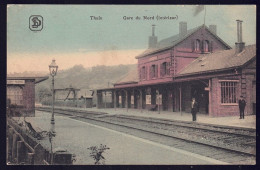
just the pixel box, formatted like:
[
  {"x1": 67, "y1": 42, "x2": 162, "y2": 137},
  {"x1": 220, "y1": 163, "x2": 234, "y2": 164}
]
[{"x1": 37, "y1": 87, "x2": 51, "y2": 103}]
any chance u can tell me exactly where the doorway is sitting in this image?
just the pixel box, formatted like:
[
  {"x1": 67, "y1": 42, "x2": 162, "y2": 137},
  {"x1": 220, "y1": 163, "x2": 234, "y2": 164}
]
[{"x1": 191, "y1": 81, "x2": 209, "y2": 114}]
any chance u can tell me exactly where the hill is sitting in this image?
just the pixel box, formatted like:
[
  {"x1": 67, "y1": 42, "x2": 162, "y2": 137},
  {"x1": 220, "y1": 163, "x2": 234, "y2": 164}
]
[{"x1": 34, "y1": 64, "x2": 137, "y2": 101}]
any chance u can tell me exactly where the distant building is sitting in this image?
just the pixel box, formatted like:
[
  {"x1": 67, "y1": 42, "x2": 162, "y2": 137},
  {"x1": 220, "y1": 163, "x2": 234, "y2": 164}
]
[
  {"x1": 7, "y1": 76, "x2": 48, "y2": 116},
  {"x1": 97, "y1": 20, "x2": 256, "y2": 117},
  {"x1": 54, "y1": 88, "x2": 93, "y2": 108},
  {"x1": 76, "y1": 89, "x2": 93, "y2": 108}
]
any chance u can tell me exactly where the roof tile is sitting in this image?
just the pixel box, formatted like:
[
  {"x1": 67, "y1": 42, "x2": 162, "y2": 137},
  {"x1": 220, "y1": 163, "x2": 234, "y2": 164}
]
[
  {"x1": 115, "y1": 66, "x2": 139, "y2": 85},
  {"x1": 178, "y1": 44, "x2": 256, "y2": 76}
]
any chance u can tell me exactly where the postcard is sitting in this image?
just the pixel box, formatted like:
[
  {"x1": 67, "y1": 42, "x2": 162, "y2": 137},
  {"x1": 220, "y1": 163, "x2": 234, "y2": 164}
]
[{"x1": 6, "y1": 5, "x2": 256, "y2": 165}]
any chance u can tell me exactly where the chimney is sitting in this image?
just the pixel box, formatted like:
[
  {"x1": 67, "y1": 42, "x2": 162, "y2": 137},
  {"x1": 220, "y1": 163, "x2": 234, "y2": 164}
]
[
  {"x1": 235, "y1": 20, "x2": 245, "y2": 53},
  {"x1": 148, "y1": 24, "x2": 157, "y2": 48},
  {"x1": 209, "y1": 25, "x2": 217, "y2": 35},
  {"x1": 179, "y1": 22, "x2": 187, "y2": 38}
]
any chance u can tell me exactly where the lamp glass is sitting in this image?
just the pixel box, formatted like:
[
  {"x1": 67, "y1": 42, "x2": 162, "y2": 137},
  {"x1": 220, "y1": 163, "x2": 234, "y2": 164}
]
[{"x1": 49, "y1": 59, "x2": 58, "y2": 76}]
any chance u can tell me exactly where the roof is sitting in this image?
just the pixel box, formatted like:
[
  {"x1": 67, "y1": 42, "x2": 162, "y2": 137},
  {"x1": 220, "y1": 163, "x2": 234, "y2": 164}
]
[
  {"x1": 177, "y1": 44, "x2": 256, "y2": 76},
  {"x1": 114, "y1": 67, "x2": 139, "y2": 85},
  {"x1": 7, "y1": 76, "x2": 49, "y2": 84},
  {"x1": 136, "y1": 24, "x2": 231, "y2": 59}
]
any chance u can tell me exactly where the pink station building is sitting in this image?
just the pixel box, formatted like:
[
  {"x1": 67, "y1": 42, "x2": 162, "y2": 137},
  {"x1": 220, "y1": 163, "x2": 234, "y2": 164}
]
[{"x1": 96, "y1": 20, "x2": 256, "y2": 117}]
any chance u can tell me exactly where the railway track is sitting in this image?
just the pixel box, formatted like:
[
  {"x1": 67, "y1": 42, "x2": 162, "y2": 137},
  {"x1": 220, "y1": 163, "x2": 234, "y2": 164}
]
[{"x1": 36, "y1": 107, "x2": 256, "y2": 164}]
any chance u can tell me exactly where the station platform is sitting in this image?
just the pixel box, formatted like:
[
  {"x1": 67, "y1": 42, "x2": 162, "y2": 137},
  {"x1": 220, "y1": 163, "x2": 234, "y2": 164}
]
[
  {"x1": 13, "y1": 111, "x2": 230, "y2": 164},
  {"x1": 40, "y1": 105, "x2": 256, "y2": 129}
]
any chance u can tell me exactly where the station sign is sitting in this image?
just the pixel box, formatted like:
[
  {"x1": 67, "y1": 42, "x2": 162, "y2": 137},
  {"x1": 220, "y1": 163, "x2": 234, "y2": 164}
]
[
  {"x1": 119, "y1": 96, "x2": 122, "y2": 104},
  {"x1": 7, "y1": 80, "x2": 25, "y2": 85},
  {"x1": 131, "y1": 95, "x2": 134, "y2": 105},
  {"x1": 146, "y1": 95, "x2": 151, "y2": 104}
]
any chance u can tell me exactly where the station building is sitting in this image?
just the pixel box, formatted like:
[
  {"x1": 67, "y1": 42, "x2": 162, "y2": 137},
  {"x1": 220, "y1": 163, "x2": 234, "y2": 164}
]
[
  {"x1": 96, "y1": 20, "x2": 256, "y2": 117},
  {"x1": 7, "y1": 76, "x2": 48, "y2": 116}
]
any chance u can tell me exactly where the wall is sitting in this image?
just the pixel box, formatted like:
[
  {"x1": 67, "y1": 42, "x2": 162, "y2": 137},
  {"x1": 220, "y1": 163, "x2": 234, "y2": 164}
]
[
  {"x1": 208, "y1": 59, "x2": 256, "y2": 117},
  {"x1": 243, "y1": 59, "x2": 256, "y2": 115},
  {"x1": 137, "y1": 27, "x2": 229, "y2": 86},
  {"x1": 23, "y1": 80, "x2": 35, "y2": 116},
  {"x1": 138, "y1": 50, "x2": 172, "y2": 86},
  {"x1": 7, "y1": 79, "x2": 36, "y2": 117},
  {"x1": 174, "y1": 28, "x2": 229, "y2": 74},
  {"x1": 210, "y1": 75, "x2": 241, "y2": 117},
  {"x1": 244, "y1": 74, "x2": 255, "y2": 114}
]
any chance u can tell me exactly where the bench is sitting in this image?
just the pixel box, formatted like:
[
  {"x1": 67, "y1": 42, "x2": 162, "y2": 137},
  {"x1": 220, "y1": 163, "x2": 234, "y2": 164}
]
[{"x1": 148, "y1": 104, "x2": 158, "y2": 111}]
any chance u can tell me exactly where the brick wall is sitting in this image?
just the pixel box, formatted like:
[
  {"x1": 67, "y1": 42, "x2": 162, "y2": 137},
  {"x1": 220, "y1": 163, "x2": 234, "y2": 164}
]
[
  {"x1": 244, "y1": 74, "x2": 255, "y2": 114},
  {"x1": 137, "y1": 26, "x2": 229, "y2": 86},
  {"x1": 209, "y1": 73, "x2": 255, "y2": 117},
  {"x1": 22, "y1": 80, "x2": 35, "y2": 116},
  {"x1": 176, "y1": 27, "x2": 229, "y2": 54}
]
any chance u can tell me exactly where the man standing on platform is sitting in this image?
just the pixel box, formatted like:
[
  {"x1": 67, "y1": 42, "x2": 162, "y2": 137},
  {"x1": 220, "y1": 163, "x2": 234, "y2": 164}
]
[
  {"x1": 239, "y1": 96, "x2": 246, "y2": 119},
  {"x1": 191, "y1": 98, "x2": 198, "y2": 121}
]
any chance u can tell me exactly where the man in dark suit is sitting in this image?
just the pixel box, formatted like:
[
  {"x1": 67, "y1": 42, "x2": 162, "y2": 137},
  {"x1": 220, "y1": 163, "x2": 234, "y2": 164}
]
[
  {"x1": 191, "y1": 98, "x2": 198, "y2": 121},
  {"x1": 239, "y1": 96, "x2": 246, "y2": 119}
]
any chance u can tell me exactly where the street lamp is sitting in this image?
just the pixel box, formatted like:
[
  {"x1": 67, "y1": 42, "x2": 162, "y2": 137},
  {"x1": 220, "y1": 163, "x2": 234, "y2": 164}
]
[{"x1": 49, "y1": 59, "x2": 58, "y2": 134}]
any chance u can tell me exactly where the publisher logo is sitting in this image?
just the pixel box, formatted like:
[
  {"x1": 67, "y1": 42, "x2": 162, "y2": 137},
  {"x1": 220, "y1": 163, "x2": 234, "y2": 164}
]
[{"x1": 29, "y1": 15, "x2": 43, "y2": 31}]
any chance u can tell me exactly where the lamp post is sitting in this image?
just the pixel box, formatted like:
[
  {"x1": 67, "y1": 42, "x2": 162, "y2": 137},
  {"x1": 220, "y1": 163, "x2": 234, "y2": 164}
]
[{"x1": 49, "y1": 59, "x2": 58, "y2": 134}]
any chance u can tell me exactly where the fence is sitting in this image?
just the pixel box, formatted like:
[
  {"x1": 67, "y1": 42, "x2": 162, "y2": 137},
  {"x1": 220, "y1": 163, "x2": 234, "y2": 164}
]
[{"x1": 7, "y1": 118, "x2": 73, "y2": 165}]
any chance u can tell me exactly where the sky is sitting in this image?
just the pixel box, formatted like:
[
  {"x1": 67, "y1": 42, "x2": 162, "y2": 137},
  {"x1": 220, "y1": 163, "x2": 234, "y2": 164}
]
[{"x1": 7, "y1": 5, "x2": 256, "y2": 73}]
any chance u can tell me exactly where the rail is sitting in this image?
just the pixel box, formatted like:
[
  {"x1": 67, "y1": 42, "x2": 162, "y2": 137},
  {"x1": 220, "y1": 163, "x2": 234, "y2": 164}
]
[{"x1": 36, "y1": 107, "x2": 256, "y2": 157}]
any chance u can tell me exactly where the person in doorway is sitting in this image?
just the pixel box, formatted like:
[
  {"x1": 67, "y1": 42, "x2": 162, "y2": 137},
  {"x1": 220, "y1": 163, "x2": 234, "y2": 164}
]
[
  {"x1": 239, "y1": 96, "x2": 246, "y2": 119},
  {"x1": 191, "y1": 98, "x2": 198, "y2": 121}
]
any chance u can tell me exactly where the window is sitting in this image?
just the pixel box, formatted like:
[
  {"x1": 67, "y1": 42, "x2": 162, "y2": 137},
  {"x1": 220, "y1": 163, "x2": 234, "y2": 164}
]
[
  {"x1": 204, "y1": 40, "x2": 209, "y2": 52},
  {"x1": 221, "y1": 81, "x2": 237, "y2": 104},
  {"x1": 150, "y1": 64, "x2": 158, "y2": 78},
  {"x1": 195, "y1": 39, "x2": 200, "y2": 51},
  {"x1": 7, "y1": 86, "x2": 23, "y2": 105},
  {"x1": 161, "y1": 62, "x2": 170, "y2": 77}
]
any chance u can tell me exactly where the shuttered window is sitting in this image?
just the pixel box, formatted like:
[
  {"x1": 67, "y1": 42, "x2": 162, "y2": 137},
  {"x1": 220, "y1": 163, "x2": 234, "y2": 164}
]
[
  {"x1": 204, "y1": 40, "x2": 210, "y2": 52},
  {"x1": 221, "y1": 81, "x2": 237, "y2": 104},
  {"x1": 151, "y1": 64, "x2": 158, "y2": 78},
  {"x1": 161, "y1": 62, "x2": 170, "y2": 77},
  {"x1": 195, "y1": 39, "x2": 200, "y2": 51}
]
